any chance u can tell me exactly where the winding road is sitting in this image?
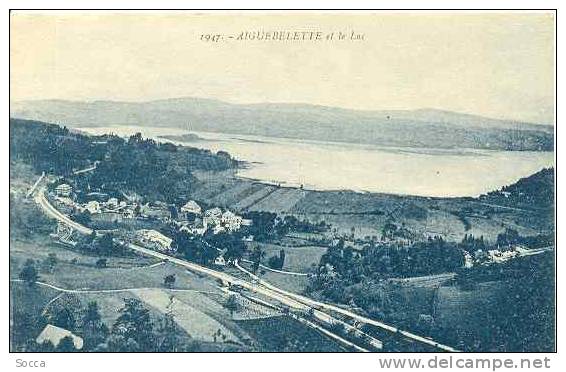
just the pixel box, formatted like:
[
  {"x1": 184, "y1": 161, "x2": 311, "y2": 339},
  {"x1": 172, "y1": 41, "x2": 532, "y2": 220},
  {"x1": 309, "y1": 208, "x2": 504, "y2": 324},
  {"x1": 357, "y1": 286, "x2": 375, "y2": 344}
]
[{"x1": 10, "y1": 279, "x2": 217, "y2": 295}]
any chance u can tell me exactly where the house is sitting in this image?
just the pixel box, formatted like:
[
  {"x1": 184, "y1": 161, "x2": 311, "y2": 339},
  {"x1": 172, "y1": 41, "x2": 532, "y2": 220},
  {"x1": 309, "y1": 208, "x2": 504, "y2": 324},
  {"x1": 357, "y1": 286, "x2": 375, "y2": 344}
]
[
  {"x1": 106, "y1": 197, "x2": 119, "y2": 209},
  {"x1": 36, "y1": 324, "x2": 84, "y2": 350},
  {"x1": 242, "y1": 235, "x2": 254, "y2": 242},
  {"x1": 179, "y1": 221, "x2": 207, "y2": 236},
  {"x1": 137, "y1": 229, "x2": 174, "y2": 252},
  {"x1": 214, "y1": 248, "x2": 228, "y2": 266},
  {"x1": 55, "y1": 196, "x2": 75, "y2": 207},
  {"x1": 463, "y1": 251, "x2": 474, "y2": 268},
  {"x1": 212, "y1": 224, "x2": 225, "y2": 235},
  {"x1": 120, "y1": 191, "x2": 142, "y2": 203},
  {"x1": 84, "y1": 200, "x2": 101, "y2": 214},
  {"x1": 54, "y1": 196, "x2": 76, "y2": 214},
  {"x1": 123, "y1": 207, "x2": 136, "y2": 219},
  {"x1": 204, "y1": 207, "x2": 223, "y2": 226},
  {"x1": 221, "y1": 210, "x2": 239, "y2": 223},
  {"x1": 180, "y1": 200, "x2": 202, "y2": 216},
  {"x1": 222, "y1": 210, "x2": 243, "y2": 231},
  {"x1": 205, "y1": 207, "x2": 222, "y2": 218},
  {"x1": 487, "y1": 249, "x2": 518, "y2": 264},
  {"x1": 92, "y1": 211, "x2": 123, "y2": 224},
  {"x1": 55, "y1": 183, "x2": 72, "y2": 197},
  {"x1": 214, "y1": 255, "x2": 227, "y2": 266}
]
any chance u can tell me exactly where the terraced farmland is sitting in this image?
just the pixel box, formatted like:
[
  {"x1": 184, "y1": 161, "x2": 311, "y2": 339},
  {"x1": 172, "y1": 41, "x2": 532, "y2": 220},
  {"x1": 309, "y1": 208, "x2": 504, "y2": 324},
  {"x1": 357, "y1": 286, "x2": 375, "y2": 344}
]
[{"x1": 248, "y1": 187, "x2": 307, "y2": 213}]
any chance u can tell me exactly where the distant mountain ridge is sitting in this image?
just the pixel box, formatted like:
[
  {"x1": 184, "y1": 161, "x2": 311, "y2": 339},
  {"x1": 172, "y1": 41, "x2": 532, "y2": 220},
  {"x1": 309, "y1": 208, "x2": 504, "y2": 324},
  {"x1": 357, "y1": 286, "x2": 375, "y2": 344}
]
[{"x1": 10, "y1": 97, "x2": 554, "y2": 151}]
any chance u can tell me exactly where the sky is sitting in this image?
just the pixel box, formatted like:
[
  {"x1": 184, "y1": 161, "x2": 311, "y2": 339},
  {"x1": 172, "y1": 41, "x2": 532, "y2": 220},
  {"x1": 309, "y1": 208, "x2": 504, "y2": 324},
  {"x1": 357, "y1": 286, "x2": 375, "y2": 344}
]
[{"x1": 10, "y1": 12, "x2": 555, "y2": 124}]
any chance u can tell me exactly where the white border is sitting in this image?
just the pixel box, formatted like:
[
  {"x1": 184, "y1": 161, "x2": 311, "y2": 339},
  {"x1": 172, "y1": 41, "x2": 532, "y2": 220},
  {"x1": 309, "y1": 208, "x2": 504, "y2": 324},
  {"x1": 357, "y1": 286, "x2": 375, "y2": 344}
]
[{"x1": 1, "y1": 1, "x2": 562, "y2": 371}]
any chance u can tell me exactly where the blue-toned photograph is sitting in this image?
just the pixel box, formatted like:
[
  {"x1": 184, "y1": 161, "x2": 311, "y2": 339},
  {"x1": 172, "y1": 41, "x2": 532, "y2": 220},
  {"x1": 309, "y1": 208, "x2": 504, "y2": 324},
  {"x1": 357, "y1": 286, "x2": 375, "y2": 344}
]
[{"x1": 9, "y1": 11, "x2": 555, "y2": 353}]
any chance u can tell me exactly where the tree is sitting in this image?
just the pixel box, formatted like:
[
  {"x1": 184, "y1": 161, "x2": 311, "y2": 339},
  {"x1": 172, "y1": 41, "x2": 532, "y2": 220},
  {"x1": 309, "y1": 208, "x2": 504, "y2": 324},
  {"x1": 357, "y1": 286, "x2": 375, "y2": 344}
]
[
  {"x1": 157, "y1": 313, "x2": 181, "y2": 352},
  {"x1": 224, "y1": 294, "x2": 240, "y2": 317},
  {"x1": 243, "y1": 211, "x2": 278, "y2": 241},
  {"x1": 42, "y1": 253, "x2": 58, "y2": 273},
  {"x1": 163, "y1": 274, "x2": 176, "y2": 288},
  {"x1": 279, "y1": 249, "x2": 286, "y2": 269},
  {"x1": 207, "y1": 232, "x2": 246, "y2": 261},
  {"x1": 112, "y1": 298, "x2": 155, "y2": 351},
  {"x1": 106, "y1": 334, "x2": 140, "y2": 352},
  {"x1": 249, "y1": 246, "x2": 264, "y2": 274},
  {"x1": 56, "y1": 336, "x2": 77, "y2": 352},
  {"x1": 169, "y1": 205, "x2": 178, "y2": 220},
  {"x1": 96, "y1": 233, "x2": 115, "y2": 256},
  {"x1": 72, "y1": 210, "x2": 91, "y2": 225},
  {"x1": 176, "y1": 232, "x2": 217, "y2": 265},
  {"x1": 35, "y1": 340, "x2": 55, "y2": 352},
  {"x1": 267, "y1": 254, "x2": 283, "y2": 270},
  {"x1": 11, "y1": 310, "x2": 46, "y2": 349},
  {"x1": 50, "y1": 306, "x2": 77, "y2": 332},
  {"x1": 82, "y1": 301, "x2": 108, "y2": 350},
  {"x1": 158, "y1": 295, "x2": 182, "y2": 352},
  {"x1": 496, "y1": 228, "x2": 520, "y2": 249},
  {"x1": 86, "y1": 231, "x2": 97, "y2": 244},
  {"x1": 95, "y1": 258, "x2": 107, "y2": 268},
  {"x1": 19, "y1": 259, "x2": 39, "y2": 285}
]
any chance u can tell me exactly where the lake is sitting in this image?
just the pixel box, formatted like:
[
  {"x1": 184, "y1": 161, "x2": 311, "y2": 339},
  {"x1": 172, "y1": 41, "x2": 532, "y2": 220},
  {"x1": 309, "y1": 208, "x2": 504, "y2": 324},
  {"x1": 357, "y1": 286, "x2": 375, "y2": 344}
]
[{"x1": 78, "y1": 126, "x2": 554, "y2": 198}]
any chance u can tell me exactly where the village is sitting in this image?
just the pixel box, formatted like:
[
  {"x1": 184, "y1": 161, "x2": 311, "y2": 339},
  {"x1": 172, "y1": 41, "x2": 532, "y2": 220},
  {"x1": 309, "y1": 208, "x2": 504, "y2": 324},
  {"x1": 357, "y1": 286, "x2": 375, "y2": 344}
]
[
  {"x1": 49, "y1": 181, "x2": 253, "y2": 266},
  {"x1": 51, "y1": 178, "x2": 549, "y2": 272}
]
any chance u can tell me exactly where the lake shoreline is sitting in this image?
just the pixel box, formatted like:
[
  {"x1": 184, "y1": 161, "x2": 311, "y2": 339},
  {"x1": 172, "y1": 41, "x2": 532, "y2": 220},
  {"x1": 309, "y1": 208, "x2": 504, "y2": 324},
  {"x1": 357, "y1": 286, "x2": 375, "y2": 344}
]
[
  {"x1": 77, "y1": 124, "x2": 554, "y2": 153},
  {"x1": 77, "y1": 126, "x2": 554, "y2": 198}
]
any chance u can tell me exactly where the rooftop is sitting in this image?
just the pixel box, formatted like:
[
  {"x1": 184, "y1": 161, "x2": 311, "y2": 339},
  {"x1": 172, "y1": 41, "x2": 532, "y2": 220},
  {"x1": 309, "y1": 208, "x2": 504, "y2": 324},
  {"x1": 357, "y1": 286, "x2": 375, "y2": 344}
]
[{"x1": 36, "y1": 324, "x2": 84, "y2": 350}]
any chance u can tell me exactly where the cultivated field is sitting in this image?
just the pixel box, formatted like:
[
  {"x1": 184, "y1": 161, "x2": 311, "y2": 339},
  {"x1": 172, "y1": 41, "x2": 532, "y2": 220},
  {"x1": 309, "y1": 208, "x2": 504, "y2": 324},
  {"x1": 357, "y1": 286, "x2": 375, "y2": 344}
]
[
  {"x1": 193, "y1": 170, "x2": 552, "y2": 243},
  {"x1": 248, "y1": 241, "x2": 327, "y2": 273}
]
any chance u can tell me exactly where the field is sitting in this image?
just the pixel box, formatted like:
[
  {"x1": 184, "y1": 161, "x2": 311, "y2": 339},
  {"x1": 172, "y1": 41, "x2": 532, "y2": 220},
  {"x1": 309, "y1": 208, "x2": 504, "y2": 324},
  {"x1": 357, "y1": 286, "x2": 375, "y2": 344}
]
[
  {"x1": 9, "y1": 163, "x2": 344, "y2": 352},
  {"x1": 9, "y1": 233, "x2": 278, "y2": 350},
  {"x1": 248, "y1": 187, "x2": 307, "y2": 213},
  {"x1": 192, "y1": 170, "x2": 551, "y2": 243},
  {"x1": 10, "y1": 281, "x2": 59, "y2": 348},
  {"x1": 10, "y1": 236, "x2": 158, "y2": 270},
  {"x1": 247, "y1": 241, "x2": 327, "y2": 273},
  {"x1": 10, "y1": 157, "x2": 554, "y2": 352},
  {"x1": 10, "y1": 233, "x2": 343, "y2": 351},
  {"x1": 236, "y1": 315, "x2": 344, "y2": 352},
  {"x1": 10, "y1": 281, "x2": 59, "y2": 319},
  {"x1": 259, "y1": 271, "x2": 310, "y2": 293}
]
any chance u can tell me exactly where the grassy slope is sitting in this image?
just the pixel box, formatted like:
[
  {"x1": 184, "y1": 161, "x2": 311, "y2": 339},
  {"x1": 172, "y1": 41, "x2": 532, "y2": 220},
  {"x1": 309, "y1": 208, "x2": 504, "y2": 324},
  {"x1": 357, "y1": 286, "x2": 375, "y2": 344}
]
[
  {"x1": 193, "y1": 169, "x2": 554, "y2": 243},
  {"x1": 236, "y1": 315, "x2": 344, "y2": 352},
  {"x1": 247, "y1": 241, "x2": 327, "y2": 272}
]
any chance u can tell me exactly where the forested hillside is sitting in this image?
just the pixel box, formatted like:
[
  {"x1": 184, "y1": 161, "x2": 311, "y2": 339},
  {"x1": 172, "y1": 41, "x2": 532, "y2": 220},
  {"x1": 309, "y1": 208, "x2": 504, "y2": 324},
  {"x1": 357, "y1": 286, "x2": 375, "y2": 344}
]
[
  {"x1": 9, "y1": 118, "x2": 237, "y2": 202},
  {"x1": 481, "y1": 167, "x2": 555, "y2": 209}
]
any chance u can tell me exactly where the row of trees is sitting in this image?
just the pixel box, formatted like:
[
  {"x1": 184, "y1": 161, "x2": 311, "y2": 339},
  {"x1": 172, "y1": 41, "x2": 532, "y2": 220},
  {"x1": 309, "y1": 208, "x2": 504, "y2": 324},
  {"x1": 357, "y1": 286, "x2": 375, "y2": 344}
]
[
  {"x1": 307, "y1": 236, "x2": 466, "y2": 305},
  {"x1": 308, "y1": 229, "x2": 554, "y2": 322},
  {"x1": 74, "y1": 232, "x2": 125, "y2": 257},
  {"x1": 248, "y1": 246, "x2": 287, "y2": 273},
  {"x1": 242, "y1": 211, "x2": 331, "y2": 243},
  {"x1": 267, "y1": 250, "x2": 286, "y2": 270},
  {"x1": 317, "y1": 236, "x2": 465, "y2": 282},
  {"x1": 168, "y1": 227, "x2": 246, "y2": 265}
]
